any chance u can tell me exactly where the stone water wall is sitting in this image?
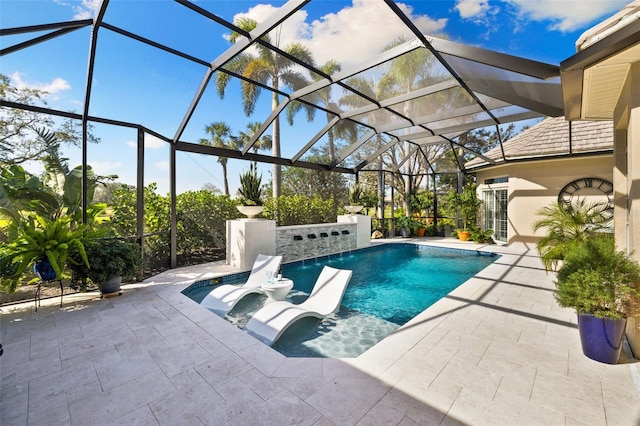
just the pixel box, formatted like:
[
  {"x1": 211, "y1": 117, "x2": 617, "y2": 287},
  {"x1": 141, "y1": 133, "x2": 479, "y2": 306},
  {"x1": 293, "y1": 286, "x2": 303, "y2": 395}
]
[
  {"x1": 276, "y1": 223, "x2": 357, "y2": 263},
  {"x1": 226, "y1": 215, "x2": 370, "y2": 267}
]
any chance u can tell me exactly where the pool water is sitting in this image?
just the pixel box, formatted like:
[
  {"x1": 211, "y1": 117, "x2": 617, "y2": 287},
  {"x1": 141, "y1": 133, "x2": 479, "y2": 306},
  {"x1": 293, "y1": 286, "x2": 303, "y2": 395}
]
[{"x1": 183, "y1": 243, "x2": 498, "y2": 357}]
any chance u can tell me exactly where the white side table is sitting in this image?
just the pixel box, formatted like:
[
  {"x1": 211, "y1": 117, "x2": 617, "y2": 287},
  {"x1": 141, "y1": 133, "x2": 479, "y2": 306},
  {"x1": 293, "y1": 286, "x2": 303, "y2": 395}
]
[{"x1": 261, "y1": 278, "x2": 294, "y2": 302}]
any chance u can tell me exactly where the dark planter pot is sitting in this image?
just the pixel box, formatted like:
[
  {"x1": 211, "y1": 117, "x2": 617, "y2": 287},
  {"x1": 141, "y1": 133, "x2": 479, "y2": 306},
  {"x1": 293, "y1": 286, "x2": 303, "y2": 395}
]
[
  {"x1": 34, "y1": 260, "x2": 57, "y2": 281},
  {"x1": 98, "y1": 276, "x2": 122, "y2": 296},
  {"x1": 578, "y1": 313, "x2": 627, "y2": 364},
  {"x1": 401, "y1": 228, "x2": 411, "y2": 238}
]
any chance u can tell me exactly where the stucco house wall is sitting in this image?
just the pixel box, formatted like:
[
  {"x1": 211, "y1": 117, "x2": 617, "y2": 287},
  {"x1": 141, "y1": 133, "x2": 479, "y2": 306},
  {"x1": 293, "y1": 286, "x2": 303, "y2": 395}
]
[
  {"x1": 467, "y1": 116, "x2": 613, "y2": 247},
  {"x1": 475, "y1": 155, "x2": 613, "y2": 247}
]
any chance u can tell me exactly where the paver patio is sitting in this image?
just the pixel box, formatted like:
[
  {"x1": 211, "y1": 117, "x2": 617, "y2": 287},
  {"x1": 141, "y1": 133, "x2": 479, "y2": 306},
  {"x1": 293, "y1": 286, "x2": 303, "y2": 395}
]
[{"x1": 1, "y1": 239, "x2": 639, "y2": 425}]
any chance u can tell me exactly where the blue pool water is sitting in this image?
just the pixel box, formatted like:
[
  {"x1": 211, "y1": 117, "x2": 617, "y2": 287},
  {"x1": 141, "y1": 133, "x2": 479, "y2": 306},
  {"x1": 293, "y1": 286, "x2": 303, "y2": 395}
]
[{"x1": 183, "y1": 243, "x2": 498, "y2": 357}]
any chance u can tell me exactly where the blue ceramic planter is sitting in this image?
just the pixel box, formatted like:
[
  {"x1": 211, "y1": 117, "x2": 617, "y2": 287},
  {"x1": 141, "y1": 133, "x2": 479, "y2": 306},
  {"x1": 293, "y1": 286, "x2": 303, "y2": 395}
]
[
  {"x1": 34, "y1": 260, "x2": 57, "y2": 281},
  {"x1": 578, "y1": 313, "x2": 627, "y2": 364}
]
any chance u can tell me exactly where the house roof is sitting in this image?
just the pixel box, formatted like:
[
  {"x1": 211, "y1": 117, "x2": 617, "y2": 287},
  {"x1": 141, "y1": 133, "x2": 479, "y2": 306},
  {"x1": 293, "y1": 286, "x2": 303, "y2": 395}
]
[{"x1": 465, "y1": 116, "x2": 613, "y2": 170}]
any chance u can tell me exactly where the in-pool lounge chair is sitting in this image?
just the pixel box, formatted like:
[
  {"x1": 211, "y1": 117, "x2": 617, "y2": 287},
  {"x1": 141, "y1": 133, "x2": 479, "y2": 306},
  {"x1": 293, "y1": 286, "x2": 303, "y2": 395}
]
[
  {"x1": 200, "y1": 254, "x2": 282, "y2": 316},
  {"x1": 244, "y1": 265, "x2": 352, "y2": 346}
]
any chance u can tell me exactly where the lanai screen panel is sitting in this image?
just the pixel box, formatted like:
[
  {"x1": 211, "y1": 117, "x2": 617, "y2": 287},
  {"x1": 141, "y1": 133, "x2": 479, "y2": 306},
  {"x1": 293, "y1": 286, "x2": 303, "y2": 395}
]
[{"x1": 0, "y1": 0, "x2": 566, "y2": 175}]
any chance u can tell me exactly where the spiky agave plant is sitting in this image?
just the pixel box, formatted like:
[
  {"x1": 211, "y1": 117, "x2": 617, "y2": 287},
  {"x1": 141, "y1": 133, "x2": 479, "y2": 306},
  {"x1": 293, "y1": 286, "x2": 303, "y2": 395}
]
[{"x1": 238, "y1": 164, "x2": 263, "y2": 206}]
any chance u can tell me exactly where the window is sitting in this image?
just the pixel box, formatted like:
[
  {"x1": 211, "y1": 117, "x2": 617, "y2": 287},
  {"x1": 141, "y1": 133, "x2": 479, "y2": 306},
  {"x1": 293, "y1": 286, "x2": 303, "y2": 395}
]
[{"x1": 484, "y1": 177, "x2": 509, "y2": 185}]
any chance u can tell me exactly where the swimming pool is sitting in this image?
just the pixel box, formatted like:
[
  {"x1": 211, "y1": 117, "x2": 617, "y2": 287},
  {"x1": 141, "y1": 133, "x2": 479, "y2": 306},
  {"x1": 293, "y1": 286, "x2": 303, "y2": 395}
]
[{"x1": 183, "y1": 243, "x2": 498, "y2": 357}]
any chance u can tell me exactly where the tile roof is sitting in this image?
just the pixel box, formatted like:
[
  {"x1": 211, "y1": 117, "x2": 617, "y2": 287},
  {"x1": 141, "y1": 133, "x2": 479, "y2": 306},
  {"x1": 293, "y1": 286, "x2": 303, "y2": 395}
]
[{"x1": 465, "y1": 116, "x2": 613, "y2": 169}]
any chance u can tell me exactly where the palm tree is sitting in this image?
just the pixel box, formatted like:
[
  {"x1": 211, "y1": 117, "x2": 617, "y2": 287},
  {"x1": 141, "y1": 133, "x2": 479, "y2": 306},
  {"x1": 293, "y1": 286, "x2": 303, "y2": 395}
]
[
  {"x1": 339, "y1": 76, "x2": 393, "y2": 219},
  {"x1": 289, "y1": 60, "x2": 355, "y2": 163},
  {"x1": 199, "y1": 122, "x2": 237, "y2": 196},
  {"x1": 215, "y1": 17, "x2": 315, "y2": 198},
  {"x1": 533, "y1": 199, "x2": 612, "y2": 271},
  {"x1": 237, "y1": 122, "x2": 272, "y2": 168},
  {"x1": 377, "y1": 37, "x2": 445, "y2": 214}
]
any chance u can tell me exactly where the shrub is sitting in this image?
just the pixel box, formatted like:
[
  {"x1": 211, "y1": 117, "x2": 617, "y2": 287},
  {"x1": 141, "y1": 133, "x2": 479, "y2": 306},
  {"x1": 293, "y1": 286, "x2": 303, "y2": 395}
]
[{"x1": 556, "y1": 236, "x2": 640, "y2": 319}]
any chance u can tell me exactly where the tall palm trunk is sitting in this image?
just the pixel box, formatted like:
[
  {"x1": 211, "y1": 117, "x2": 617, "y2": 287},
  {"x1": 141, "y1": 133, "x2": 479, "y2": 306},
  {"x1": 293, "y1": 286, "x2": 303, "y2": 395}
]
[
  {"x1": 326, "y1": 111, "x2": 336, "y2": 162},
  {"x1": 272, "y1": 91, "x2": 281, "y2": 199},
  {"x1": 221, "y1": 160, "x2": 229, "y2": 195}
]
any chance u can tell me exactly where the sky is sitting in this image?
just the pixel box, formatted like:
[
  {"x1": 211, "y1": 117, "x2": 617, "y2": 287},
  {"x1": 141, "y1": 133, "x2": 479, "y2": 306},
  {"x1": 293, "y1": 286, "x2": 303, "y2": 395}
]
[{"x1": 0, "y1": 0, "x2": 630, "y2": 196}]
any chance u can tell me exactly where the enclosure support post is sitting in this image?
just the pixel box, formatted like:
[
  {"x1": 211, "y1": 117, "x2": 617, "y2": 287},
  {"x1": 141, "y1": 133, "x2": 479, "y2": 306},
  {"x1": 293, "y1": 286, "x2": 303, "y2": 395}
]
[
  {"x1": 170, "y1": 144, "x2": 177, "y2": 268},
  {"x1": 136, "y1": 128, "x2": 145, "y2": 278}
]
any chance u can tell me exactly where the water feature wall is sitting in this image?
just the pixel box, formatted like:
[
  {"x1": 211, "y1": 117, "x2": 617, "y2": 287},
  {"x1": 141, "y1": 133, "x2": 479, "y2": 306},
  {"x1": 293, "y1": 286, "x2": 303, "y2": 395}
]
[
  {"x1": 276, "y1": 222, "x2": 357, "y2": 263},
  {"x1": 226, "y1": 215, "x2": 371, "y2": 267}
]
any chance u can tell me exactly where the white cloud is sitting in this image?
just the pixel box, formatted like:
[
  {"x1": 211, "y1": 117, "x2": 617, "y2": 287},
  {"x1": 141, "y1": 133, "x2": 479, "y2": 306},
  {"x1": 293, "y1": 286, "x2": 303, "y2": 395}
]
[
  {"x1": 91, "y1": 161, "x2": 122, "y2": 175},
  {"x1": 455, "y1": 0, "x2": 500, "y2": 28},
  {"x1": 233, "y1": 0, "x2": 447, "y2": 70},
  {"x1": 506, "y1": 0, "x2": 628, "y2": 32},
  {"x1": 10, "y1": 72, "x2": 70, "y2": 95},
  {"x1": 156, "y1": 161, "x2": 170, "y2": 171},
  {"x1": 126, "y1": 135, "x2": 167, "y2": 149},
  {"x1": 53, "y1": 0, "x2": 99, "y2": 20},
  {"x1": 456, "y1": 0, "x2": 490, "y2": 19},
  {"x1": 144, "y1": 134, "x2": 166, "y2": 149},
  {"x1": 74, "y1": 0, "x2": 100, "y2": 20}
]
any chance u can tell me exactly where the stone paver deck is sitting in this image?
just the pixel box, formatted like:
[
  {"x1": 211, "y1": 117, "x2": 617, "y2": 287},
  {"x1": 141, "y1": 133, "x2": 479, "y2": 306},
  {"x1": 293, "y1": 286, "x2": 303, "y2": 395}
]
[{"x1": 1, "y1": 239, "x2": 639, "y2": 425}]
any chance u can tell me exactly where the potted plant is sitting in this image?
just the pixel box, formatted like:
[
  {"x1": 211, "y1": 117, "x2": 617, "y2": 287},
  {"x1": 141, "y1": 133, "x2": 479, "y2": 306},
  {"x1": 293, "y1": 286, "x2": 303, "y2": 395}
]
[
  {"x1": 69, "y1": 238, "x2": 141, "y2": 297},
  {"x1": 555, "y1": 236, "x2": 640, "y2": 364},
  {"x1": 470, "y1": 227, "x2": 495, "y2": 244},
  {"x1": 396, "y1": 216, "x2": 418, "y2": 238},
  {"x1": 0, "y1": 215, "x2": 90, "y2": 292},
  {"x1": 438, "y1": 217, "x2": 456, "y2": 237},
  {"x1": 442, "y1": 184, "x2": 482, "y2": 241},
  {"x1": 237, "y1": 164, "x2": 264, "y2": 218},
  {"x1": 345, "y1": 183, "x2": 364, "y2": 214}
]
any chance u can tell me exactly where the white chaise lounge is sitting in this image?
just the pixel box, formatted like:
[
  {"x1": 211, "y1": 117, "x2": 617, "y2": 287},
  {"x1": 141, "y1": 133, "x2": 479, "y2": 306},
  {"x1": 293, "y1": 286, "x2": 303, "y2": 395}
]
[
  {"x1": 200, "y1": 254, "x2": 282, "y2": 316},
  {"x1": 244, "y1": 265, "x2": 353, "y2": 346}
]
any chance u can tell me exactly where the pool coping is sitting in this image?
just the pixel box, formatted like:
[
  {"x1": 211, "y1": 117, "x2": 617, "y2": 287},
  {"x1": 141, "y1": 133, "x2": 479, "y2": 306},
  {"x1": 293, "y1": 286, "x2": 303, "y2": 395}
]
[{"x1": 3, "y1": 237, "x2": 639, "y2": 425}]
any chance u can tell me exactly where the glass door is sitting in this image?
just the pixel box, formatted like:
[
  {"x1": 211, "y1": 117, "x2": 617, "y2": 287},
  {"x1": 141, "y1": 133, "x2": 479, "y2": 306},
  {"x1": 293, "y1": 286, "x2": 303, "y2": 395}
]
[{"x1": 483, "y1": 189, "x2": 508, "y2": 242}]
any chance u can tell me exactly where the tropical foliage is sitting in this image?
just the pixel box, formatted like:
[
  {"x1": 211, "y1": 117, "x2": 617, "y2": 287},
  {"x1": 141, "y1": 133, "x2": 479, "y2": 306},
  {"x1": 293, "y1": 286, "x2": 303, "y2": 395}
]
[
  {"x1": 199, "y1": 121, "x2": 237, "y2": 196},
  {"x1": 0, "y1": 73, "x2": 100, "y2": 166},
  {"x1": 215, "y1": 17, "x2": 315, "y2": 199},
  {"x1": 555, "y1": 236, "x2": 640, "y2": 319},
  {"x1": 533, "y1": 199, "x2": 611, "y2": 271},
  {"x1": 263, "y1": 195, "x2": 336, "y2": 227},
  {"x1": 441, "y1": 183, "x2": 482, "y2": 230},
  {"x1": 0, "y1": 215, "x2": 92, "y2": 292},
  {"x1": 408, "y1": 190, "x2": 433, "y2": 217},
  {"x1": 69, "y1": 238, "x2": 141, "y2": 285}
]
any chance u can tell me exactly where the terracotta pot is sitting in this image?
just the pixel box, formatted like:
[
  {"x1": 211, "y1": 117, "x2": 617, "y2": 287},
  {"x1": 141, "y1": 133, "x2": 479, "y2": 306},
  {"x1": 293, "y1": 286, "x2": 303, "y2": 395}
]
[
  {"x1": 416, "y1": 227, "x2": 426, "y2": 237},
  {"x1": 458, "y1": 230, "x2": 470, "y2": 241}
]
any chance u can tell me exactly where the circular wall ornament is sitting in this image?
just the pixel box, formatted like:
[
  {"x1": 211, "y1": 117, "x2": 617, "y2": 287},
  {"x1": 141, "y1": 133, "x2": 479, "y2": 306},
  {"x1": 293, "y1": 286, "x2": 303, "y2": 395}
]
[{"x1": 558, "y1": 177, "x2": 613, "y2": 209}]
